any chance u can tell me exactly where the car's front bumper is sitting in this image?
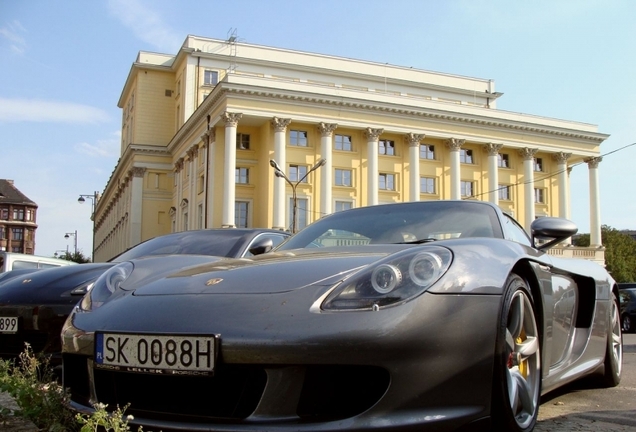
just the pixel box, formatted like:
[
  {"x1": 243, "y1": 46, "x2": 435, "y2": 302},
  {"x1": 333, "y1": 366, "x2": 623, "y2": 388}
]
[{"x1": 62, "y1": 290, "x2": 501, "y2": 431}]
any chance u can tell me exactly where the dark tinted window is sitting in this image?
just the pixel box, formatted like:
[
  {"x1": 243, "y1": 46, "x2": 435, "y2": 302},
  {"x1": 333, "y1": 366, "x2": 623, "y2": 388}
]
[
  {"x1": 113, "y1": 230, "x2": 251, "y2": 262},
  {"x1": 279, "y1": 201, "x2": 502, "y2": 249}
]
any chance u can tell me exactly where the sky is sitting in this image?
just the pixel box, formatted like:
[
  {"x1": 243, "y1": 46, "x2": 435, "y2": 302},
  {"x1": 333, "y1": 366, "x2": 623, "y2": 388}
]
[{"x1": 1, "y1": 0, "x2": 635, "y2": 259}]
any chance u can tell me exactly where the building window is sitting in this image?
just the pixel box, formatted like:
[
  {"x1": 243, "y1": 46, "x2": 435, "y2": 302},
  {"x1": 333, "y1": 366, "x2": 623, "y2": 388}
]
[
  {"x1": 461, "y1": 181, "x2": 474, "y2": 197},
  {"x1": 0, "y1": 227, "x2": 5, "y2": 239},
  {"x1": 335, "y1": 169, "x2": 352, "y2": 187},
  {"x1": 420, "y1": 144, "x2": 435, "y2": 160},
  {"x1": 25, "y1": 229, "x2": 33, "y2": 241},
  {"x1": 498, "y1": 153, "x2": 510, "y2": 168},
  {"x1": 498, "y1": 184, "x2": 512, "y2": 201},
  {"x1": 235, "y1": 201, "x2": 249, "y2": 228},
  {"x1": 26, "y1": 209, "x2": 34, "y2": 221},
  {"x1": 335, "y1": 134, "x2": 352, "y2": 151},
  {"x1": 236, "y1": 167, "x2": 249, "y2": 184},
  {"x1": 236, "y1": 133, "x2": 250, "y2": 150},
  {"x1": 183, "y1": 212, "x2": 188, "y2": 231},
  {"x1": 12, "y1": 208, "x2": 24, "y2": 221},
  {"x1": 290, "y1": 130, "x2": 308, "y2": 147},
  {"x1": 0, "y1": 208, "x2": 8, "y2": 219},
  {"x1": 198, "y1": 204, "x2": 204, "y2": 229},
  {"x1": 379, "y1": 139, "x2": 395, "y2": 156},
  {"x1": 198, "y1": 175, "x2": 205, "y2": 194},
  {"x1": 534, "y1": 157, "x2": 543, "y2": 172},
  {"x1": 335, "y1": 201, "x2": 353, "y2": 212},
  {"x1": 379, "y1": 173, "x2": 395, "y2": 191},
  {"x1": 420, "y1": 177, "x2": 435, "y2": 194},
  {"x1": 460, "y1": 149, "x2": 474, "y2": 164},
  {"x1": 289, "y1": 197, "x2": 308, "y2": 231},
  {"x1": 204, "y1": 70, "x2": 218, "y2": 86},
  {"x1": 289, "y1": 165, "x2": 308, "y2": 183},
  {"x1": 12, "y1": 246, "x2": 21, "y2": 253},
  {"x1": 12, "y1": 227, "x2": 23, "y2": 241},
  {"x1": 534, "y1": 188, "x2": 545, "y2": 204}
]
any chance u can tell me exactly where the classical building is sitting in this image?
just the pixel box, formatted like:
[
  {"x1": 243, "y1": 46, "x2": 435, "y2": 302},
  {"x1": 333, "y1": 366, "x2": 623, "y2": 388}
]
[
  {"x1": 92, "y1": 35, "x2": 607, "y2": 263},
  {"x1": 0, "y1": 179, "x2": 38, "y2": 254}
]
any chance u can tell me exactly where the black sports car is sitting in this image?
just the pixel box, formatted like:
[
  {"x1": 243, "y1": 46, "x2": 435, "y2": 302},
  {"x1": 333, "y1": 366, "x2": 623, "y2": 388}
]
[
  {"x1": 61, "y1": 201, "x2": 622, "y2": 432},
  {"x1": 0, "y1": 228, "x2": 289, "y2": 367},
  {"x1": 619, "y1": 283, "x2": 636, "y2": 333}
]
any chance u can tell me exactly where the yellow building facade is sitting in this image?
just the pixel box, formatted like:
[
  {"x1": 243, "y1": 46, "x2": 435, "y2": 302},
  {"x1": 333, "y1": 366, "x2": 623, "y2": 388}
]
[{"x1": 92, "y1": 35, "x2": 607, "y2": 262}]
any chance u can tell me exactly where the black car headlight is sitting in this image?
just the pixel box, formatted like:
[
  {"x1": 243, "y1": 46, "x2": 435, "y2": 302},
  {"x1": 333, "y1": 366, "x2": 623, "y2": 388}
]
[
  {"x1": 322, "y1": 246, "x2": 452, "y2": 311},
  {"x1": 79, "y1": 262, "x2": 133, "y2": 311}
]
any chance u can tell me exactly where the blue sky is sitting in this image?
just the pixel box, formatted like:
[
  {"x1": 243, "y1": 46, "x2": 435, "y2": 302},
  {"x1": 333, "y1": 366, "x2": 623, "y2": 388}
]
[{"x1": 1, "y1": 0, "x2": 635, "y2": 258}]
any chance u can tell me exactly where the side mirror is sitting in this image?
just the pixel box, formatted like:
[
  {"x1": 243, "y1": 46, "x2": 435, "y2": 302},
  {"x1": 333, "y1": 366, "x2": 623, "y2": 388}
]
[
  {"x1": 248, "y1": 237, "x2": 274, "y2": 256},
  {"x1": 530, "y1": 217, "x2": 578, "y2": 250}
]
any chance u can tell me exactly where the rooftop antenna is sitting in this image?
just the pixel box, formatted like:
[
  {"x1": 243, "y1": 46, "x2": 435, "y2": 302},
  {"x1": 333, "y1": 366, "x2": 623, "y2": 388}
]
[{"x1": 226, "y1": 28, "x2": 238, "y2": 74}]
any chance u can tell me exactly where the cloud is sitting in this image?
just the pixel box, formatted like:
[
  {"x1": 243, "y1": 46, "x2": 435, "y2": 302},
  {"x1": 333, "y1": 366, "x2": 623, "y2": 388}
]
[
  {"x1": 0, "y1": 20, "x2": 27, "y2": 54},
  {"x1": 0, "y1": 98, "x2": 110, "y2": 123},
  {"x1": 75, "y1": 131, "x2": 121, "y2": 158},
  {"x1": 107, "y1": 0, "x2": 182, "y2": 52}
]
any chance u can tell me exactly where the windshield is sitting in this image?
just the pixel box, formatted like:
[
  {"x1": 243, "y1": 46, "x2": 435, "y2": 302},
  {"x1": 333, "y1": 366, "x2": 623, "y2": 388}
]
[
  {"x1": 112, "y1": 230, "x2": 251, "y2": 262},
  {"x1": 279, "y1": 201, "x2": 503, "y2": 250}
]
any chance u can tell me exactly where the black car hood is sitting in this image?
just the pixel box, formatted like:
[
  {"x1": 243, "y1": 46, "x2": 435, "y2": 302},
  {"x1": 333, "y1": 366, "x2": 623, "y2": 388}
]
[
  {"x1": 0, "y1": 262, "x2": 114, "y2": 303},
  {"x1": 131, "y1": 246, "x2": 406, "y2": 296}
]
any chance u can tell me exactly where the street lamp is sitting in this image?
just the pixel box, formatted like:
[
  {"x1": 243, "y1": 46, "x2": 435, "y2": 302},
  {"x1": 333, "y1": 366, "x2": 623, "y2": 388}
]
[
  {"x1": 78, "y1": 191, "x2": 99, "y2": 214},
  {"x1": 64, "y1": 230, "x2": 78, "y2": 255},
  {"x1": 78, "y1": 191, "x2": 99, "y2": 260},
  {"x1": 270, "y1": 158, "x2": 326, "y2": 233}
]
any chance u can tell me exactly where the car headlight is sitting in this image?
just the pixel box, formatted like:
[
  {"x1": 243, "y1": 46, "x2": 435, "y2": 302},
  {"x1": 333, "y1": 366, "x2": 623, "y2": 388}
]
[
  {"x1": 79, "y1": 262, "x2": 133, "y2": 311},
  {"x1": 322, "y1": 246, "x2": 452, "y2": 311}
]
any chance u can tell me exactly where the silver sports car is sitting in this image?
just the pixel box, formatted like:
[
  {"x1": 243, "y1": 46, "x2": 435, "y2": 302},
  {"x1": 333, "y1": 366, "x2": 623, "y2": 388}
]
[{"x1": 62, "y1": 200, "x2": 622, "y2": 432}]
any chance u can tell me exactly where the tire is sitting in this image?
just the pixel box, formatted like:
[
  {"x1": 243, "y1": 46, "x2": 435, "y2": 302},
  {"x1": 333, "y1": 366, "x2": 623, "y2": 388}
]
[
  {"x1": 621, "y1": 314, "x2": 632, "y2": 333},
  {"x1": 492, "y1": 274, "x2": 541, "y2": 432},
  {"x1": 601, "y1": 291, "x2": 622, "y2": 387}
]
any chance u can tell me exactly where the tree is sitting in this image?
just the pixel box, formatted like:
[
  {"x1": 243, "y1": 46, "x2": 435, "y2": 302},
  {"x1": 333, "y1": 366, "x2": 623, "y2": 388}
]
[
  {"x1": 53, "y1": 251, "x2": 91, "y2": 264},
  {"x1": 573, "y1": 225, "x2": 636, "y2": 282}
]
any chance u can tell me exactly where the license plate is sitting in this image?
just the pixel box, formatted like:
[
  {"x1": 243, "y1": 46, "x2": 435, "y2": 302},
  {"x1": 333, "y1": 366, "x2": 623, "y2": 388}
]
[
  {"x1": 95, "y1": 333, "x2": 218, "y2": 376},
  {"x1": 0, "y1": 317, "x2": 18, "y2": 333}
]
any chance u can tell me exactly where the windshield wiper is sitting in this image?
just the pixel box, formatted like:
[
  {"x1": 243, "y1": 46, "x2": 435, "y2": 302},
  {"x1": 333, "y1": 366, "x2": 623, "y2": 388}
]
[{"x1": 396, "y1": 238, "x2": 437, "y2": 244}]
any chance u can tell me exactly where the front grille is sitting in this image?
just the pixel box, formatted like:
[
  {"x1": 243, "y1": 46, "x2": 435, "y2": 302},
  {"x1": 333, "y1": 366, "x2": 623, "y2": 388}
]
[
  {"x1": 297, "y1": 365, "x2": 390, "y2": 421},
  {"x1": 65, "y1": 360, "x2": 390, "y2": 424},
  {"x1": 94, "y1": 364, "x2": 267, "y2": 421}
]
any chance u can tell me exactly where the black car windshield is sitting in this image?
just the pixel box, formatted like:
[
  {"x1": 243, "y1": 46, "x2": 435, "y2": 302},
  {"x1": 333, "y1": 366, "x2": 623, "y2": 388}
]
[
  {"x1": 279, "y1": 201, "x2": 503, "y2": 250},
  {"x1": 111, "y1": 230, "x2": 249, "y2": 262}
]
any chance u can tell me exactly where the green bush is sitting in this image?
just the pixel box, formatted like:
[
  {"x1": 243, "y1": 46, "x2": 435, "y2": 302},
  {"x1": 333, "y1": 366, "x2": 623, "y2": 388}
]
[{"x1": 0, "y1": 344, "x2": 144, "y2": 431}]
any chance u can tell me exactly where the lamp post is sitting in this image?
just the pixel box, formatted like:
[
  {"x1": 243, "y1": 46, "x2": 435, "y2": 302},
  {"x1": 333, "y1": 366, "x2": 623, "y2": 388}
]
[
  {"x1": 269, "y1": 158, "x2": 326, "y2": 233},
  {"x1": 64, "y1": 230, "x2": 78, "y2": 255},
  {"x1": 78, "y1": 191, "x2": 99, "y2": 261}
]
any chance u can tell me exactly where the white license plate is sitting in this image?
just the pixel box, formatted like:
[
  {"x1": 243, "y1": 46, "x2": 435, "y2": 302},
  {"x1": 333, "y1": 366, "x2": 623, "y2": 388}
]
[
  {"x1": 0, "y1": 317, "x2": 18, "y2": 333},
  {"x1": 95, "y1": 333, "x2": 217, "y2": 375}
]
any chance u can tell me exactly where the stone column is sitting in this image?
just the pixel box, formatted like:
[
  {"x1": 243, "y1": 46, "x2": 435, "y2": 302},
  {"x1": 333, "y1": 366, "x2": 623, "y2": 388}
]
[
  {"x1": 129, "y1": 167, "x2": 146, "y2": 247},
  {"x1": 174, "y1": 158, "x2": 184, "y2": 230},
  {"x1": 187, "y1": 145, "x2": 199, "y2": 229},
  {"x1": 272, "y1": 117, "x2": 292, "y2": 230},
  {"x1": 318, "y1": 123, "x2": 337, "y2": 216},
  {"x1": 519, "y1": 147, "x2": 538, "y2": 232},
  {"x1": 365, "y1": 128, "x2": 383, "y2": 206},
  {"x1": 586, "y1": 157, "x2": 603, "y2": 247},
  {"x1": 445, "y1": 138, "x2": 465, "y2": 200},
  {"x1": 222, "y1": 112, "x2": 242, "y2": 228},
  {"x1": 205, "y1": 129, "x2": 216, "y2": 228},
  {"x1": 484, "y1": 143, "x2": 503, "y2": 205},
  {"x1": 406, "y1": 133, "x2": 425, "y2": 202},
  {"x1": 553, "y1": 152, "x2": 572, "y2": 219}
]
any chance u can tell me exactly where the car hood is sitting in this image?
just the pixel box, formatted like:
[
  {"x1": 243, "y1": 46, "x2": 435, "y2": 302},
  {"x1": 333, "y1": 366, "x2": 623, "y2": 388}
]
[
  {"x1": 131, "y1": 246, "x2": 408, "y2": 296},
  {"x1": 0, "y1": 262, "x2": 114, "y2": 303}
]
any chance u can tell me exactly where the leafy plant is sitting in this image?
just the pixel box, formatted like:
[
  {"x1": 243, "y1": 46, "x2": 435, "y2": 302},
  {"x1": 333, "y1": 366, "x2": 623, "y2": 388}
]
[{"x1": 0, "y1": 343, "x2": 74, "y2": 431}]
